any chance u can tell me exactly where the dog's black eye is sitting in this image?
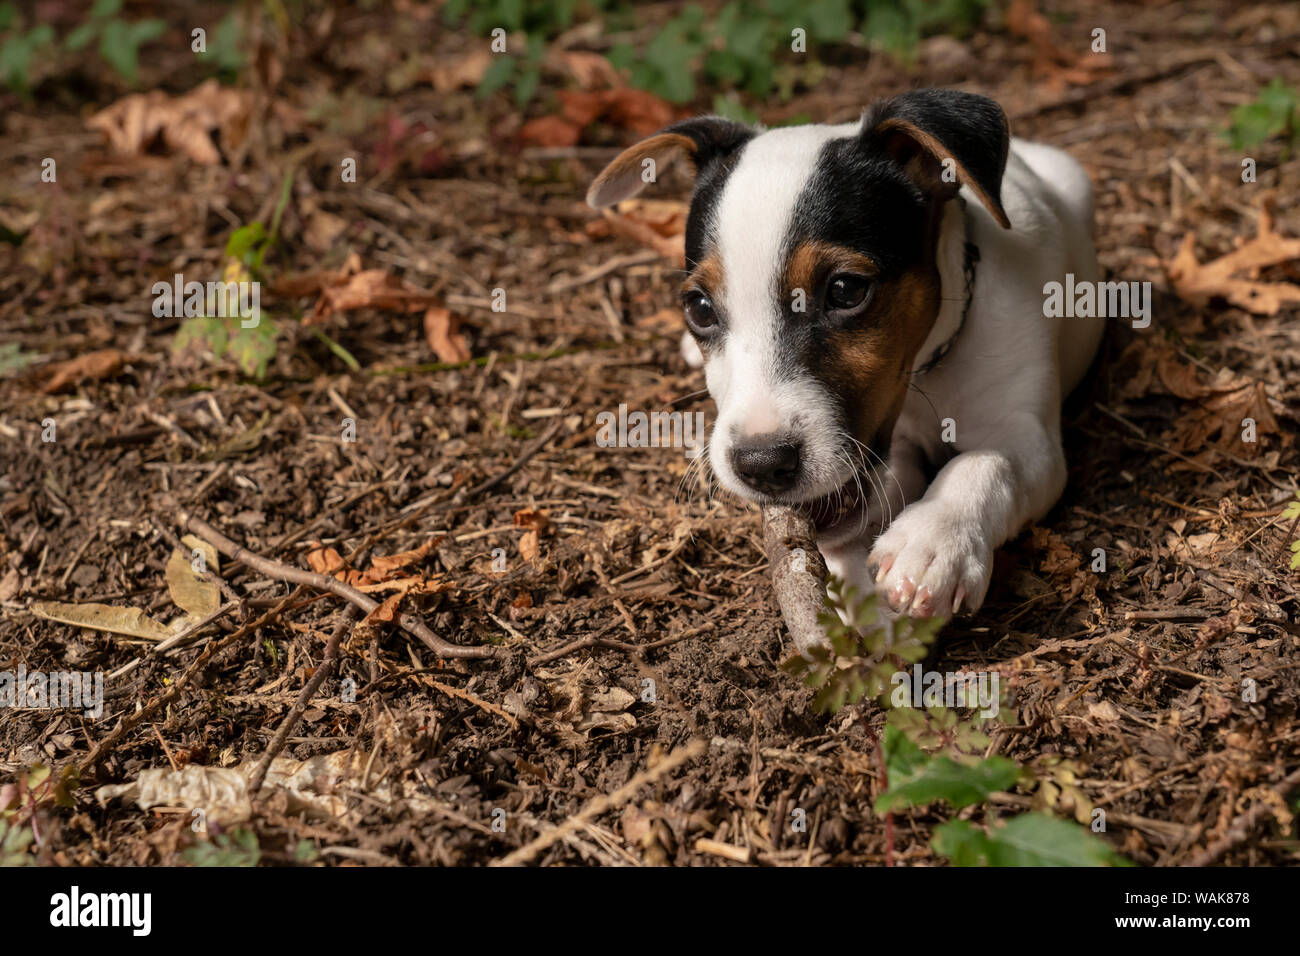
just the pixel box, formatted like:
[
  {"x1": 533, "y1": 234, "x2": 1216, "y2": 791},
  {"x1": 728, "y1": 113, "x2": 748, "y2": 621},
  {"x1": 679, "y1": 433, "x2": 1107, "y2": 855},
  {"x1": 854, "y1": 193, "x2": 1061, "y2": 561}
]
[
  {"x1": 826, "y1": 274, "x2": 871, "y2": 312},
  {"x1": 683, "y1": 290, "x2": 718, "y2": 333}
]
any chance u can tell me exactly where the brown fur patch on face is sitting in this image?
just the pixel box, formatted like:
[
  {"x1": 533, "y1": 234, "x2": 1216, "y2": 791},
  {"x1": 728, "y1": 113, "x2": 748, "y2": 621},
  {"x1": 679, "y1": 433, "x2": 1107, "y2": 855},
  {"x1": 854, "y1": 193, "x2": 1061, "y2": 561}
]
[
  {"x1": 818, "y1": 264, "x2": 943, "y2": 451},
  {"x1": 683, "y1": 252, "x2": 724, "y2": 298},
  {"x1": 783, "y1": 241, "x2": 878, "y2": 302}
]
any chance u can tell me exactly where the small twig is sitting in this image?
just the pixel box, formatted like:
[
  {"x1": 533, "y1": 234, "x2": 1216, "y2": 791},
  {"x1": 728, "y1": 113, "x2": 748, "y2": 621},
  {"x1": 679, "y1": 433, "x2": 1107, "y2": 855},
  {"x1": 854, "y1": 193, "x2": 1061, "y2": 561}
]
[
  {"x1": 492, "y1": 739, "x2": 706, "y2": 866},
  {"x1": 107, "y1": 601, "x2": 238, "y2": 680},
  {"x1": 527, "y1": 625, "x2": 708, "y2": 666},
  {"x1": 179, "y1": 511, "x2": 506, "y2": 660},
  {"x1": 1188, "y1": 763, "x2": 1300, "y2": 866},
  {"x1": 420, "y1": 675, "x2": 519, "y2": 730},
  {"x1": 250, "y1": 608, "x2": 357, "y2": 796},
  {"x1": 463, "y1": 417, "x2": 563, "y2": 501},
  {"x1": 694, "y1": 838, "x2": 752, "y2": 864},
  {"x1": 545, "y1": 250, "x2": 660, "y2": 295},
  {"x1": 151, "y1": 723, "x2": 179, "y2": 772},
  {"x1": 79, "y1": 588, "x2": 304, "y2": 773},
  {"x1": 1124, "y1": 608, "x2": 1212, "y2": 621}
]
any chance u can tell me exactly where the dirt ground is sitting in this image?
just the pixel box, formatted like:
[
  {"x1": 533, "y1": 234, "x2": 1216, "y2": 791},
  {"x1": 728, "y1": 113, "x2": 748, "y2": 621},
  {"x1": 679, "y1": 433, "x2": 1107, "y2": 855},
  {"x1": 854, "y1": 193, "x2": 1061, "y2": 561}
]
[{"x1": 1, "y1": 0, "x2": 1298, "y2": 866}]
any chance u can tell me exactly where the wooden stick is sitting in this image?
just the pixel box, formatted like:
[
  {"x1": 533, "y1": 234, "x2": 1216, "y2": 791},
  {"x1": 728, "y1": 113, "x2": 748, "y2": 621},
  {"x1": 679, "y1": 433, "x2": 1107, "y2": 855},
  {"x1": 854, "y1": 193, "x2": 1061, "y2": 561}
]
[
  {"x1": 492, "y1": 739, "x2": 706, "y2": 866},
  {"x1": 249, "y1": 608, "x2": 356, "y2": 795},
  {"x1": 694, "y1": 838, "x2": 752, "y2": 864},
  {"x1": 762, "y1": 505, "x2": 830, "y2": 654},
  {"x1": 179, "y1": 511, "x2": 506, "y2": 661},
  {"x1": 1189, "y1": 763, "x2": 1300, "y2": 866}
]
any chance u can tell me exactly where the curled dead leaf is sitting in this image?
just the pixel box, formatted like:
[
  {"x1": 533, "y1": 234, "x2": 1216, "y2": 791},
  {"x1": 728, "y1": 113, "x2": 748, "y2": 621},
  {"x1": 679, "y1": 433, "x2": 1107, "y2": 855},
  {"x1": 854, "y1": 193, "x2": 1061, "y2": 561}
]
[
  {"x1": 1166, "y1": 196, "x2": 1300, "y2": 315},
  {"x1": 590, "y1": 199, "x2": 688, "y2": 266},
  {"x1": 87, "y1": 80, "x2": 253, "y2": 166},
  {"x1": 423, "y1": 306, "x2": 472, "y2": 363},
  {"x1": 39, "y1": 349, "x2": 128, "y2": 394}
]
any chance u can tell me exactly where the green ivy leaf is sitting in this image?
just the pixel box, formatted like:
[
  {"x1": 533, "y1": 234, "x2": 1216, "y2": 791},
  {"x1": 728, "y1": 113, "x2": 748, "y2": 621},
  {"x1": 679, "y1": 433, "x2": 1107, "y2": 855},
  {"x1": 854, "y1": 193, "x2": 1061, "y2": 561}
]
[
  {"x1": 477, "y1": 54, "x2": 515, "y2": 100},
  {"x1": 936, "y1": 813, "x2": 1129, "y2": 867},
  {"x1": 876, "y1": 737, "x2": 1019, "y2": 813},
  {"x1": 97, "y1": 17, "x2": 165, "y2": 84},
  {"x1": 182, "y1": 827, "x2": 261, "y2": 867}
]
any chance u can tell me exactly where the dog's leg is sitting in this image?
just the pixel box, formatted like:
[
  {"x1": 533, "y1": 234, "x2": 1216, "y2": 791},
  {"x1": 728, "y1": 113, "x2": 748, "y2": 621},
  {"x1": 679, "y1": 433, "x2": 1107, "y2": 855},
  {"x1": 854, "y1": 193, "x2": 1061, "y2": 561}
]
[{"x1": 867, "y1": 414, "x2": 1066, "y2": 617}]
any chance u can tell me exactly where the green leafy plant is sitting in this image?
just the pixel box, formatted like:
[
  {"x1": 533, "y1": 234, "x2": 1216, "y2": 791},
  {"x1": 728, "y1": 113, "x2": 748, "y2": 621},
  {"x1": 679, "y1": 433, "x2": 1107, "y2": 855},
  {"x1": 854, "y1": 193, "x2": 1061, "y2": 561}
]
[
  {"x1": 448, "y1": 0, "x2": 989, "y2": 109},
  {"x1": 0, "y1": 817, "x2": 33, "y2": 867},
  {"x1": 172, "y1": 173, "x2": 294, "y2": 380},
  {"x1": 934, "y1": 813, "x2": 1125, "y2": 866},
  {"x1": 445, "y1": 0, "x2": 609, "y2": 107},
  {"x1": 1281, "y1": 492, "x2": 1300, "y2": 571},
  {"x1": 1225, "y1": 78, "x2": 1300, "y2": 154},
  {"x1": 785, "y1": 577, "x2": 1128, "y2": 866},
  {"x1": 0, "y1": 4, "x2": 53, "y2": 93},
  {"x1": 0, "y1": 762, "x2": 79, "y2": 866},
  {"x1": 173, "y1": 223, "x2": 278, "y2": 380},
  {"x1": 0, "y1": 342, "x2": 37, "y2": 378},
  {"x1": 183, "y1": 827, "x2": 261, "y2": 867},
  {"x1": 64, "y1": 0, "x2": 166, "y2": 86},
  {"x1": 0, "y1": 0, "x2": 165, "y2": 91},
  {"x1": 196, "y1": 10, "x2": 244, "y2": 79}
]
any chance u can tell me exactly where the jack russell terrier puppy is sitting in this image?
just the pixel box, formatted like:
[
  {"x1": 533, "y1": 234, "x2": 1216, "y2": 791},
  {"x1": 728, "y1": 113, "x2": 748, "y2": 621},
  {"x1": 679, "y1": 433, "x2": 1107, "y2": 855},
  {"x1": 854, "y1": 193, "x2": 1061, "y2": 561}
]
[{"x1": 588, "y1": 89, "x2": 1104, "y2": 624}]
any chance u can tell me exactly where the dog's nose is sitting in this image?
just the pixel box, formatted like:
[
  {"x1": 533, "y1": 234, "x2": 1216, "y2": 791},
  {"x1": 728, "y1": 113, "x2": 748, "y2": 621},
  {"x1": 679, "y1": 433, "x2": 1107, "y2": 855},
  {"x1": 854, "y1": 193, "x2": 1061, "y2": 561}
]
[{"x1": 730, "y1": 437, "x2": 802, "y2": 495}]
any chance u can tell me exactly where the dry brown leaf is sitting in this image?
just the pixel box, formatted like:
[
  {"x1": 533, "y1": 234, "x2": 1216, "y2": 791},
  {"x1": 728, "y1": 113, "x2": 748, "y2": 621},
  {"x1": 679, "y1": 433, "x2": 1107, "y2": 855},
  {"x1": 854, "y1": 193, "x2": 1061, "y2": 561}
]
[
  {"x1": 429, "y1": 49, "x2": 493, "y2": 91},
  {"x1": 1006, "y1": 0, "x2": 1113, "y2": 91},
  {"x1": 95, "y1": 751, "x2": 441, "y2": 827},
  {"x1": 307, "y1": 268, "x2": 441, "y2": 325},
  {"x1": 551, "y1": 51, "x2": 623, "y2": 90},
  {"x1": 513, "y1": 508, "x2": 551, "y2": 533},
  {"x1": 1167, "y1": 379, "x2": 1283, "y2": 458},
  {"x1": 165, "y1": 536, "x2": 220, "y2": 619},
  {"x1": 519, "y1": 530, "x2": 541, "y2": 563},
  {"x1": 31, "y1": 600, "x2": 174, "y2": 642},
  {"x1": 364, "y1": 591, "x2": 404, "y2": 625},
  {"x1": 520, "y1": 87, "x2": 674, "y2": 147},
  {"x1": 306, "y1": 545, "x2": 346, "y2": 577},
  {"x1": 1166, "y1": 197, "x2": 1300, "y2": 315},
  {"x1": 367, "y1": 536, "x2": 443, "y2": 579},
  {"x1": 86, "y1": 80, "x2": 252, "y2": 165},
  {"x1": 354, "y1": 575, "x2": 453, "y2": 595},
  {"x1": 594, "y1": 199, "x2": 688, "y2": 266},
  {"x1": 1028, "y1": 526, "x2": 1090, "y2": 602},
  {"x1": 423, "y1": 306, "x2": 472, "y2": 363},
  {"x1": 518, "y1": 114, "x2": 584, "y2": 148},
  {"x1": 303, "y1": 209, "x2": 348, "y2": 253},
  {"x1": 40, "y1": 349, "x2": 127, "y2": 394}
]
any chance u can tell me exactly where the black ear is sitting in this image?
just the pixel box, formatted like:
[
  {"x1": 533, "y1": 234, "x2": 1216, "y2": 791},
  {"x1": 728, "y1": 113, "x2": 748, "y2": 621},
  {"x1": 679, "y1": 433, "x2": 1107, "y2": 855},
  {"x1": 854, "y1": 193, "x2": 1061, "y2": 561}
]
[
  {"x1": 864, "y1": 90, "x2": 1011, "y2": 229},
  {"x1": 587, "y1": 116, "x2": 754, "y2": 209}
]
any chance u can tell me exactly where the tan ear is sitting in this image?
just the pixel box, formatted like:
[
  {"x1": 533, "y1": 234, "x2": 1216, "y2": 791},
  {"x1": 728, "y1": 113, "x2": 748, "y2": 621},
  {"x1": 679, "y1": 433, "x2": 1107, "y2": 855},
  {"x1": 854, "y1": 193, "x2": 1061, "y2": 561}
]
[{"x1": 586, "y1": 132, "x2": 698, "y2": 209}]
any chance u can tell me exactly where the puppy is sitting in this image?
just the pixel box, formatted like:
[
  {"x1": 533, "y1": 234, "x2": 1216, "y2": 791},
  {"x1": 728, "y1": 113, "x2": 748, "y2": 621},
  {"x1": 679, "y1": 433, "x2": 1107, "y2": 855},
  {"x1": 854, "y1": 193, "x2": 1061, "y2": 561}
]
[{"x1": 588, "y1": 90, "x2": 1103, "y2": 632}]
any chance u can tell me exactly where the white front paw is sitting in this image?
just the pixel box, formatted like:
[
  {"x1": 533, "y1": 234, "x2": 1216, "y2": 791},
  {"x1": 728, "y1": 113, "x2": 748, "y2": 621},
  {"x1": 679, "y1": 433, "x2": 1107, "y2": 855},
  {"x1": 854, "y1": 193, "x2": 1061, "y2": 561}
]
[{"x1": 866, "y1": 503, "x2": 993, "y2": 618}]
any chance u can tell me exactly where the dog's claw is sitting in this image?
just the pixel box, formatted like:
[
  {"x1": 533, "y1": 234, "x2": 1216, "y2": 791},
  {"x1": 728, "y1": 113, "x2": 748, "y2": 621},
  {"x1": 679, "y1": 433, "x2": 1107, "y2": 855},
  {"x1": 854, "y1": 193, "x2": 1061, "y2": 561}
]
[{"x1": 889, "y1": 575, "x2": 916, "y2": 612}]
